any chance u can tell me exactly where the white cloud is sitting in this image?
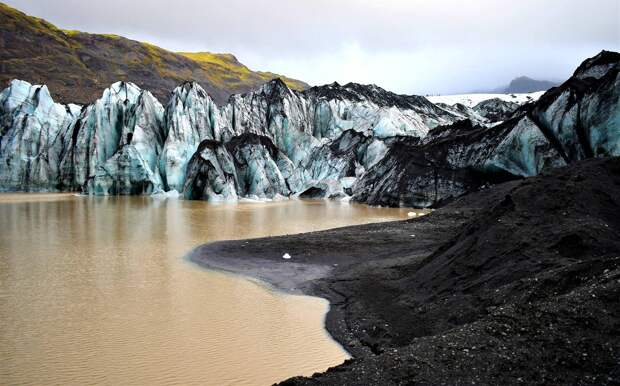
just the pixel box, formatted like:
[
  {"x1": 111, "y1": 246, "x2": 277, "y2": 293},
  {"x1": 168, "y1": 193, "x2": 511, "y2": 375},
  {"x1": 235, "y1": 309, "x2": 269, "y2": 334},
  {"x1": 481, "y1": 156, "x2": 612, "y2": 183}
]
[{"x1": 5, "y1": 0, "x2": 620, "y2": 93}]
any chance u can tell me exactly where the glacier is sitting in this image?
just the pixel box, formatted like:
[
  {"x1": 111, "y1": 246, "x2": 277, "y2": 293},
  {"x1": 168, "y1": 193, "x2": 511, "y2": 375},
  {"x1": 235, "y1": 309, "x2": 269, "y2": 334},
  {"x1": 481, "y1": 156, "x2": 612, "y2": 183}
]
[
  {"x1": 0, "y1": 80, "x2": 81, "y2": 191},
  {"x1": 353, "y1": 51, "x2": 619, "y2": 207},
  {"x1": 1, "y1": 51, "x2": 618, "y2": 207}
]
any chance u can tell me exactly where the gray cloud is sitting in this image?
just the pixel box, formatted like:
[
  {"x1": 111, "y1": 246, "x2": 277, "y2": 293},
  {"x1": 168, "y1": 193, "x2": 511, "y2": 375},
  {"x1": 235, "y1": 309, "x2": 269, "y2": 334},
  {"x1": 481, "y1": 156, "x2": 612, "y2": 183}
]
[{"x1": 5, "y1": 0, "x2": 620, "y2": 94}]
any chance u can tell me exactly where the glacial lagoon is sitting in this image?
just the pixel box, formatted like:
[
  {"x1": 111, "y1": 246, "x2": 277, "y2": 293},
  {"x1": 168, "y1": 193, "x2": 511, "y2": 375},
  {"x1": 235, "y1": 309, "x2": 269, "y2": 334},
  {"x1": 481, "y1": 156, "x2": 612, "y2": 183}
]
[{"x1": 0, "y1": 194, "x2": 412, "y2": 385}]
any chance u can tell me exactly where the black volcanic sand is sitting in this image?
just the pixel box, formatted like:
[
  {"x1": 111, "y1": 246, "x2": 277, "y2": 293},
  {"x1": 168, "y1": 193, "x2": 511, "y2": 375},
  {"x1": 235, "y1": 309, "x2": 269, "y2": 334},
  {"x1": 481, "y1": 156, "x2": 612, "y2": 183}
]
[{"x1": 190, "y1": 157, "x2": 620, "y2": 385}]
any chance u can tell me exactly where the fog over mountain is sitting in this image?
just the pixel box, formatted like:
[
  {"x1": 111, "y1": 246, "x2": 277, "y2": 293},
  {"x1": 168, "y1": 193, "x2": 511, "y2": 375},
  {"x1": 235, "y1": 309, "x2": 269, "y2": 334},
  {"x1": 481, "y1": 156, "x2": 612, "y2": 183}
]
[{"x1": 4, "y1": 0, "x2": 619, "y2": 95}]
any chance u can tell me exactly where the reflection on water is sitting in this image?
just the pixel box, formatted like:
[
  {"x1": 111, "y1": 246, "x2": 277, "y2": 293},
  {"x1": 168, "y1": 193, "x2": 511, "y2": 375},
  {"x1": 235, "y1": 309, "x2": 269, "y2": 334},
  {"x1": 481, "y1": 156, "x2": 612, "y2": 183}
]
[{"x1": 0, "y1": 194, "x2": 413, "y2": 386}]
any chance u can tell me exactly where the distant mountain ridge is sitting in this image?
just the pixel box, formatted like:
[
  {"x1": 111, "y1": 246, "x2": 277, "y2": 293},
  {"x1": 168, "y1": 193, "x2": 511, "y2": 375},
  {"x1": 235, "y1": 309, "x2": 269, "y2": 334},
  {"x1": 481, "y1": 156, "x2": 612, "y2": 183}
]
[
  {"x1": 503, "y1": 76, "x2": 559, "y2": 93},
  {"x1": 467, "y1": 76, "x2": 560, "y2": 95},
  {"x1": 0, "y1": 2, "x2": 309, "y2": 105}
]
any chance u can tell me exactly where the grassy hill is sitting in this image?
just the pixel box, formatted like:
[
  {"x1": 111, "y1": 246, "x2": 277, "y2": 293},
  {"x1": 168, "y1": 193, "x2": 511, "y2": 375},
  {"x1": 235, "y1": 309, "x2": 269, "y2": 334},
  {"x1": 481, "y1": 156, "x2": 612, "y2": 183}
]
[
  {"x1": 177, "y1": 52, "x2": 308, "y2": 94},
  {"x1": 0, "y1": 2, "x2": 309, "y2": 105}
]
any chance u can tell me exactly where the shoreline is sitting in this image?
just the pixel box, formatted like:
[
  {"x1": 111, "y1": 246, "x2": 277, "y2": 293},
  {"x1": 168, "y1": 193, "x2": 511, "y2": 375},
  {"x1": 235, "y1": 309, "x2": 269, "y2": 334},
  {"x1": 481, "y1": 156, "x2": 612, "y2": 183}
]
[
  {"x1": 188, "y1": 245, "x2": 334, "y2": 296},
  {"x1": 187, "y1": 242, "x2": 366, "y2": 363},
  {"x1": 189, "y1": 205, "x2": 475, "y2": 359},
  {"x1": 189, "y1": 157, "x2": 620, "y2": 385}
]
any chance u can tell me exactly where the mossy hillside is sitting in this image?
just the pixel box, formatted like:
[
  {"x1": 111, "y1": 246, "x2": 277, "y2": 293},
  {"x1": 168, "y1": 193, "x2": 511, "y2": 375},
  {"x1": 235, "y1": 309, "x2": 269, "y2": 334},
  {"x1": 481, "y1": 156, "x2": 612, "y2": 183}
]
[
  {"x1": 0, "y1": 2, "x2": 309, "y2": 105},
  {"x1": 178, "y1": 52, "x2": 307, "y2": 92}
]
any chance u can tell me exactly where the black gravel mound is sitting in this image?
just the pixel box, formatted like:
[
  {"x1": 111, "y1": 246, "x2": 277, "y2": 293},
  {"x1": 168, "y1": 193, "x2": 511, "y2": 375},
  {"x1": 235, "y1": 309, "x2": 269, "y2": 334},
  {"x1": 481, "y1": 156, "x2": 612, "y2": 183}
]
[
  {"x1": 195, "y1": 157, "x2": 620, "y2": 385},
  {"x1": 278, "y1": 157, "x2": 620, "y2": 385}
]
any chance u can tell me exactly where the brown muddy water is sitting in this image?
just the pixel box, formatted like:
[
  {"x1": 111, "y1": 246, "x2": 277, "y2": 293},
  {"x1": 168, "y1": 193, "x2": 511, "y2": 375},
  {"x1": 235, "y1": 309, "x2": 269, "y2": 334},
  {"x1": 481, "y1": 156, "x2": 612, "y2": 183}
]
[{"x1": 0, "y1": 194, "x2": 419, "y2": 386}]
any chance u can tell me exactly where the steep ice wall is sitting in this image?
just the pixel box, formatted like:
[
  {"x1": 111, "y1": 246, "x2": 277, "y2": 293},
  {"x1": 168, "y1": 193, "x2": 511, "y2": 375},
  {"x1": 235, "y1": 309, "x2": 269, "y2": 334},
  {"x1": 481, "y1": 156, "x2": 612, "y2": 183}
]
[
  {"x1": 531, "y1": 64, "x2": 619, "y2": 161},
  {"x1": 353, "y1": 52, "x2": 619, "y2": 207},
  {"x1": 61, "y1": 82, "x2": 138, "y2": 188},
  {"x1": 573, "y1": 50, "x2": 620, "y2": 80},
  {"x1": 303, "y1": 82, "x2": 465, "y2": 139},
  {"x1": 0, "y1": 51, "x2": 617, "y2": 205},
  {"x1": 351, "y1": 115, "x2": 567, "y2": 208},
  {"x1": 183, "y1": 134, "x2": 291, "y2": 201},
  {"x1": 0, "y1": 80, "x2": 81, "y2": 191},
  {"x1": 288, "y1": 129, "x2": 387, "y2": 194},
  {"x1": 182, "y1": 139, "x2": 239, "y2": 201},
  {"x1": 0, "y1": 76, "x2": 486, "y2": 197},
  {"x1": 188, "y1": 79, "x2": 470, "y2": 200},
  {"x1": 225, "y1": 134, "x2": 291, "y2": 199},
  {"x1": 160, "y1": 82, "x2": 225, "y2": 192},
  {"x1": 127, "y1": 89, "x2": 167, "y2": 177},
  {"x1": 84, "y1": 144, "x2": 163, "y2": 195},
  {"x1": 482, "y1": 116, "x2": 565, "y2": 177},
  {"x1": 221, "y1": 79, "x2": 319, "y2": 166},
  {"x1": 59, "y1": 81, "x2": 165, "y2": 193}
]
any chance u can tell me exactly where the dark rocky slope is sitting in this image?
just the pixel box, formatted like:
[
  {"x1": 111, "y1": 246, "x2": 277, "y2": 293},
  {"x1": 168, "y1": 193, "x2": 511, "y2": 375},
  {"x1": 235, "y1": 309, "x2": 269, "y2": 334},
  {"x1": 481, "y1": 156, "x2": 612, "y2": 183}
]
[
  {"x1": 353, "y1": 51, "x2": 619, "y2": 207},
  {"x1": 0, "y1": 3, "x2": 308, "y2": 105},
  {"x1": 194, "y1": 157, "x2": 620, "y2": 385}
]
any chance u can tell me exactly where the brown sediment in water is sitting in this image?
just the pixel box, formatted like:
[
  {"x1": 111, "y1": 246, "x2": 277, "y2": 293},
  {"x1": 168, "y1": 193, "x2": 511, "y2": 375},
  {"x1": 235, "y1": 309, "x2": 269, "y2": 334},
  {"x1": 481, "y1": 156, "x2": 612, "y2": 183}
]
[
  {"x1": 0, "y1": 192, "x2": 77, "y2": 202},
  {"x1": 0, "y1": 196, "x2": 409, "y2": 386}
]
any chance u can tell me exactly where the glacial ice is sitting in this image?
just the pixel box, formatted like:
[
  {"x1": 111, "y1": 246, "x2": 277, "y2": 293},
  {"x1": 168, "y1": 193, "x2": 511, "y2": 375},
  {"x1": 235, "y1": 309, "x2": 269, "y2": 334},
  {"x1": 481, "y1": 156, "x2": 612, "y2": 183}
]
[
  {"x1": 182, "y1": 140, "x2": 239, "y2": 201},
  {"x1": 352, "y1": 52, "x2": 619, "y2": 208},
  {"x1": 152, "y1": 189, "x2": 180, "y2": 199},
  {"x1": 483, "y1": 116, "x2": 566, "y2": 177},
  {"x1": 58, "y1": 81, "x2": 165, "y2": 192},
  {"x1": 0, "y1": 80, "x2": 81, "y2": 191},
  {"x1": 1, "y1": 51, "x2": 617, "y2": 205},
  {"x1": 84, "y1": 144, "x2": 163, "y2": 195},
  {"x1": 1, "y1": 77, "x2": 469, "y2": 198},
  {"x1": 161, "y1": 82, "x2": 222, "y2": 192}
]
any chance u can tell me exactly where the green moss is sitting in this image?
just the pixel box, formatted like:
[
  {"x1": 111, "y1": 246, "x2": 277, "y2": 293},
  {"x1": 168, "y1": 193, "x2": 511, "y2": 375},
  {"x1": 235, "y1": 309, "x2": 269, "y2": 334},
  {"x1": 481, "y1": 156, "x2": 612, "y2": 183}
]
[
  {"x1": 178, "y1": 51, "x2": 309, "y2": 91},
  {"x1": 98, "y1": 33, "x2": 122, "y2": 39},
  {"x1": 62, "y1": 29, "x2": 81, "y2": 36},
  {"x1": 0, "y1": 3, "x2": 69, "y2": 47},
  {"x1": 0, "y1": 1, "x2": 309, "y2": 104}
]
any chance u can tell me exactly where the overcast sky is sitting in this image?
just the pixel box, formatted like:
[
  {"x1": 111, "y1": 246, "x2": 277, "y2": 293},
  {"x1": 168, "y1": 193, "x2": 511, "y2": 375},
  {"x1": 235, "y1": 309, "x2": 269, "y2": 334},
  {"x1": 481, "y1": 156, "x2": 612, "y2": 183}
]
[{"x1": 6, "y1": 0, "x2": 620, "y2": 94}]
